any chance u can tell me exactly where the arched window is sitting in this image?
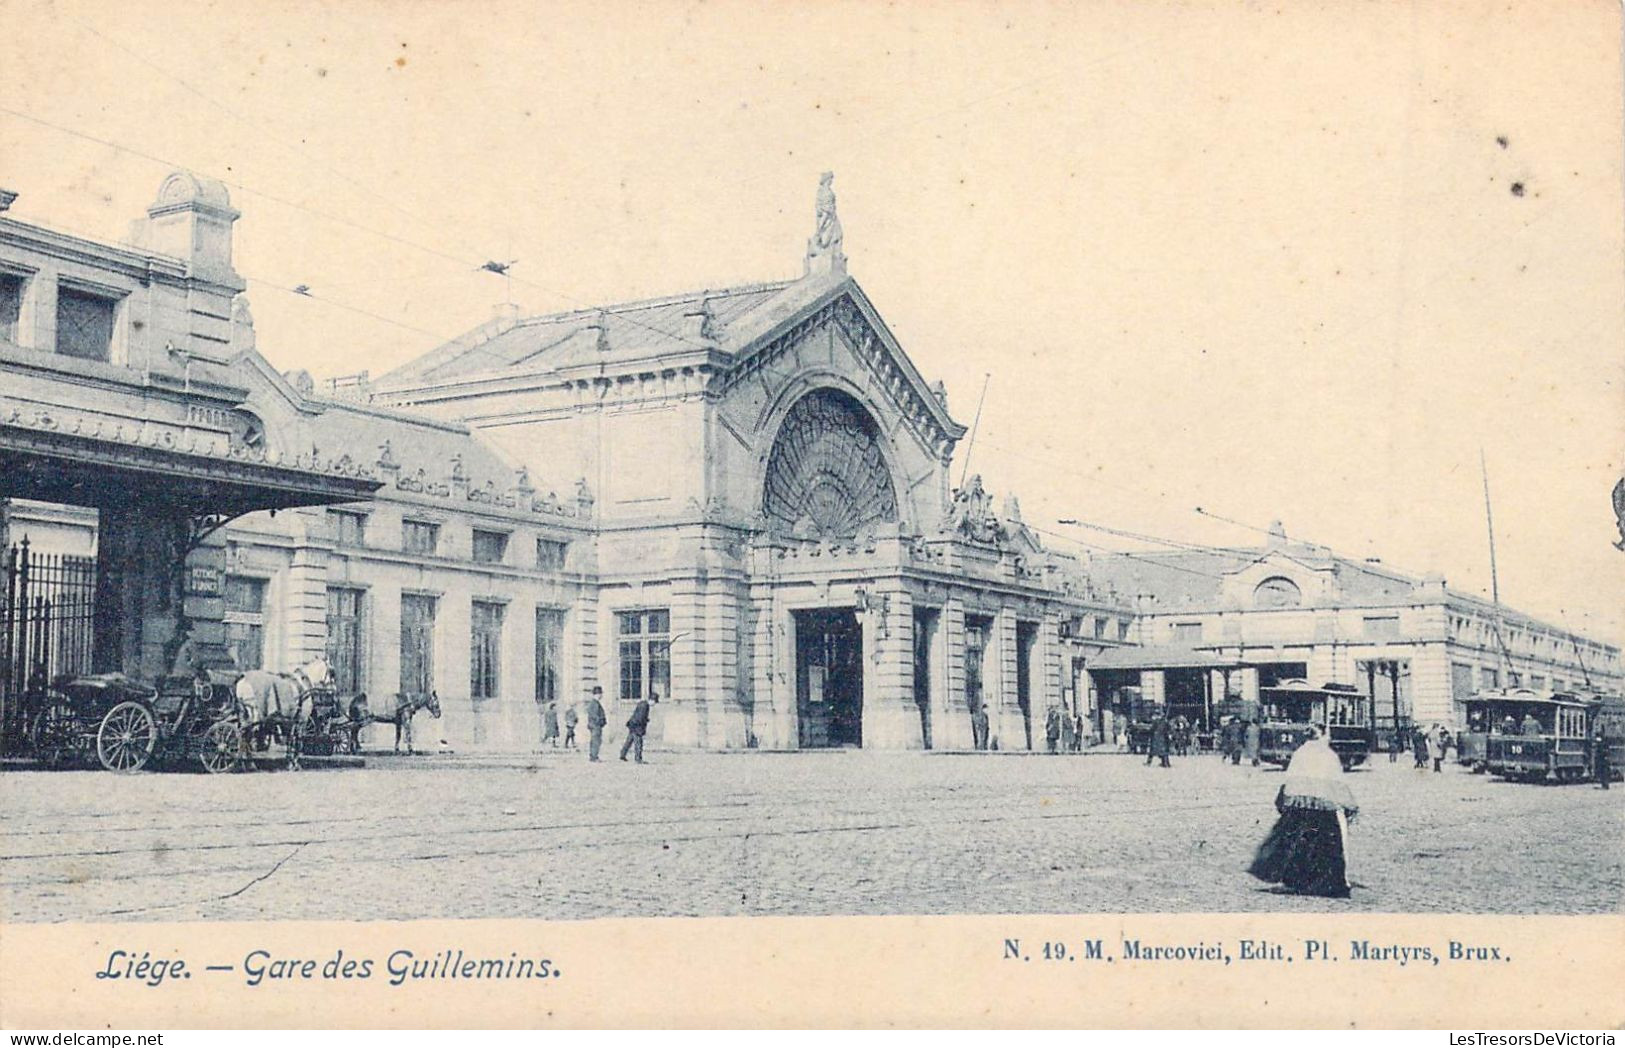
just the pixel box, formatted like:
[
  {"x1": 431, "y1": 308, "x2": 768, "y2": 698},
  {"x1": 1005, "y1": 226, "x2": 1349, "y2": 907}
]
[
  {"x1": 1254, "y1": 576, "x2": 1303, "y2": 608},
  {"x1": 762, "y1": 389, "x2": 898, "y2": 540}
]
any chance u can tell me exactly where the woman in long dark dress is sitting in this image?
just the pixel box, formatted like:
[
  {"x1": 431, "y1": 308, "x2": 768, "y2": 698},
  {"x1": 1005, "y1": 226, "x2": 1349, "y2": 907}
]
[{"x1": 1248, "y1": 726, "x2": 1358, "y2": 898}]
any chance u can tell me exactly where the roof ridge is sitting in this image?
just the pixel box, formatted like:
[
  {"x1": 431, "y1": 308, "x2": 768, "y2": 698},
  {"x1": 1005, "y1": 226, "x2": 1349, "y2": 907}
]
[{"x1": 514, "y1": 277, "x2": 799, "y2": 326}]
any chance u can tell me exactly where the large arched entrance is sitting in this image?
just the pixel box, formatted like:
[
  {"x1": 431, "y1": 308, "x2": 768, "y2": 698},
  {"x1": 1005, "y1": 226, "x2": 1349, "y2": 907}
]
[{"x1": 764, "y1": 389, "x2": 898, "y2": 747}]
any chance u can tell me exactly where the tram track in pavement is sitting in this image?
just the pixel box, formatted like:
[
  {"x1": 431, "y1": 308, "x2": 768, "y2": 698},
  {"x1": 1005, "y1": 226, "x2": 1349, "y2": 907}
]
[{"x1": 1, "y1": 788, "x2": 1272, "y2": 899}]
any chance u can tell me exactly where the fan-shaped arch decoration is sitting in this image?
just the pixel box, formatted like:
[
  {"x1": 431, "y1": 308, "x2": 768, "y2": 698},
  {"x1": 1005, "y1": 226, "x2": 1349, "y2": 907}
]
[{"x1": 762, "y1": 389, "x2": 898, "y2": 540}]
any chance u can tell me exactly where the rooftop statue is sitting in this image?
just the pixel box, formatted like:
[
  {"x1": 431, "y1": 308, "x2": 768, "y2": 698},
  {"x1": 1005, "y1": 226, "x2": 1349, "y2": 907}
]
[{"x1": 805, "y1": 171, "x2": 847, "y2": 275}]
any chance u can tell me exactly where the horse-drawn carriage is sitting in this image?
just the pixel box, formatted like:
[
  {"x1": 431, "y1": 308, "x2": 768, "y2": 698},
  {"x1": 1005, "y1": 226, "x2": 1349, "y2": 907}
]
[
  {"x1": 21, "y1": 657, "x2": 355, "y2": 773},
  {"x1": 26, "y1": 670, "x2": 249, "y2": 773}
]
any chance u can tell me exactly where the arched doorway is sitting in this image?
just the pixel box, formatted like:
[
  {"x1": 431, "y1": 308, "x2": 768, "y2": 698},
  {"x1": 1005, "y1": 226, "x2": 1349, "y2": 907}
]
[{"x1": 764, "y1": 389, "x2": 899, "y2": 747}]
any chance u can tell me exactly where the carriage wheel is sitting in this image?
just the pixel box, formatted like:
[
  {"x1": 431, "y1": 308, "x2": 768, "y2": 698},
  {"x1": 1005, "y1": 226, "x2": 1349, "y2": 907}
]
[
  {"x1": 199, "y1": 721, "x2": 244, "y2": 774},
  {"x1": 97, "y1": 702, "x2": 157, "y2": 773}
]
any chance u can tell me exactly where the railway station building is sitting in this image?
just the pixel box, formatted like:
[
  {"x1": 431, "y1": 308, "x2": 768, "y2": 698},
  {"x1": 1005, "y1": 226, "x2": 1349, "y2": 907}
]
[
  {"x1": 2, "y1": 173, "x2": 1137, "y2": 753},
  {"x1": 1082, "y1": 522, "x2": 1623, "y2": 733}
]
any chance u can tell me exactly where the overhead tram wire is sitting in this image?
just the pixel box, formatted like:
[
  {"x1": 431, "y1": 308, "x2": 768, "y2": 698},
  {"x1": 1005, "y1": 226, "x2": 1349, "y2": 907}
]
[
  {"x1": 1024, "y1": 522, "x2": 1228, "y2": 582},
  {"x1": 0, "y1": 106, "x2": 719, "y2": 357},
  {"x1": 55, "y1": 9, "x2": 488, "y2": 263},
  {"x1": 241, "y1": 275, "x2": 461, "y2": 345}
]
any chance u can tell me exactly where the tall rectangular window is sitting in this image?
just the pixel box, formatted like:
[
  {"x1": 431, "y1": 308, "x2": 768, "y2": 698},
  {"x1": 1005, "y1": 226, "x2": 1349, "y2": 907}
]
[
  {"x1": 325, "y1": 587, "x2": 365, "y2": 695},
  {"x1": 535, "y1": 607, "x2": 565, "y2": 703},
  {"x1": 964, "y1": 614, "x2": 993, "y2": 713},
  {"x1": 55, "y1": 286, "x2": 117, "y2": 361},
  {"x1": 536, "y1": 537, "x2": 569, "y2": 571},
  {"x1": 224, "y1": 575, "x2": 267, "y2": 670},
  {"x1": 616, "y1": 609, "x2": 670, "y2": 702},
  {"x1": 472, "y1": 529, "x2": 508, "y2": 565},
  {"x1": 400, "y1": 594, "x2": 437, "y2": 697},
  {"x1": 402, "y1": 520, "x2": 439, "y2": 555},
  {"x1": 1451, "y1": 662, "x2": 1476, "y2": 702},
  {"x1": 1481, "y1": 667, "x2": 1500, "y2": 690},
  {"x1": 471, "y1": 601, "x2": 504, "y2": 700},
  {"x1": 0, "y1": 272, "x2": 24, "y2": 344},
  {"x1": 329, "y1": 510, "x2": 367, "y2": 546}
]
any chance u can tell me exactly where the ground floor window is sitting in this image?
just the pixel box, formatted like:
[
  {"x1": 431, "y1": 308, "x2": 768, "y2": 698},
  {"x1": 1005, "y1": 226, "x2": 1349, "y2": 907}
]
[
  {"x1": 471, "y1": 600, "x2": 505, "y2": 700},
  {"x1": 400, "y1": 593, "x2": 437, "y2": 696},
  {"x1": 535, "y1": 606, "x2": 565, "y2": 703},
  {"x1": 617, "y1": 609, "x2": 670, "y2": 702},
  {"x1": 224, "y1": 575, "x2": 268, "y2": 670},
  {"x1": 326, "y1": 586, "x2": 365, "y2": 694}
]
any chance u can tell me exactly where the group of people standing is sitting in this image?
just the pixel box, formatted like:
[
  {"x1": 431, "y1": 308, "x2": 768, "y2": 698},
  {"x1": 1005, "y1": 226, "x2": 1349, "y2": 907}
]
[
  {"x1": 1401, "y1": 723, "x2": 1451, "y2": 771},
  {"x1": 1043, "y1": 705, "x2": 1088, "y2": 753},
  {"x1": 536, "y1": 686, "x2": 655, "y2": 764}
]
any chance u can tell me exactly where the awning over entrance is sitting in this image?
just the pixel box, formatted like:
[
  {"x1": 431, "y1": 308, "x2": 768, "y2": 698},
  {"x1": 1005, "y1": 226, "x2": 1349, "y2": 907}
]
[{"x1": 1, "y1": 421, "x2": 380, "y2": 514}]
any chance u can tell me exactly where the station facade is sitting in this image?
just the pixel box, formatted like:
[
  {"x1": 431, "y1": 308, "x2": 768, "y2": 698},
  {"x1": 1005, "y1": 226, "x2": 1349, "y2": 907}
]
[
  {"x1": 3, "y1": 173, "x2": 1134, "y2": 753},
  {"x1": 1083, "y1": 523, "x2": 1623, "y2": 732},
  {"x1": 4, "y1": 175, "x2": 1617, "y2": 753}
]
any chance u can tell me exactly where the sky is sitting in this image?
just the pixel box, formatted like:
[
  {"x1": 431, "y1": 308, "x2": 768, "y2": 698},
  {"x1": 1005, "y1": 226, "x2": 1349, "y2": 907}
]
[{"x1": 2, "y1": 0, "x2": 1621, "y2": 644}]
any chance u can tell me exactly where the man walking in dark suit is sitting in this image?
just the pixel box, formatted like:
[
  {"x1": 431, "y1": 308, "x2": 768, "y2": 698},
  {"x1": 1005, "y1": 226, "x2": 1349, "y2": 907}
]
[
  {"x1": 584, "y1": 686, "x2": 608, "y2": 762},
  {"x1": 622, "y1": 687, "x2": 656, "y2": 763}
]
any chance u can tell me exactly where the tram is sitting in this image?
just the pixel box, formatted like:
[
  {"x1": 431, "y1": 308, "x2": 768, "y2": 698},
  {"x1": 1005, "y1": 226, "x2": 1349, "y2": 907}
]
[
  {"x1": 1455, "y1": 687, "x2": 1541, "y2": 771},
  {"x1": 1467, "y1": 690, "x2": 1625, "y2": 784},
  {"x1": 1256, "y1": 680, "x2": 1374, "y2": 770}
]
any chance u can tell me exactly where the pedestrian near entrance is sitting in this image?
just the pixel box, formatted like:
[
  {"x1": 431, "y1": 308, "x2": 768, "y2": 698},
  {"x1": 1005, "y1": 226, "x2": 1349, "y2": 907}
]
[
  {"x1": 1060, "y1": 708, "x2": 1075, "y2": 752},
  {"x1": 563, "y1": 704, "x2": 578, "y2": 748},
  {"x1": 1430, "y1": 724, "x2": 1449, "y2": 772},
  {"x1": 1248, "y1": 725, "x2": 1358, "y2": 898},
  {"x1": 1045, "y1": 706, "x2": 1062, "y2": 754},
  {"x1": 540, "y1": 701, "x2": 560, "y2": 749},
  {"x1": 1411, "y1": 724, "x2": 1429, "y2": 769},
  {"x1": 1147, "y1": 713, "x2": 1171, "y2": 768},
  {"x1": 971, "y1": 704, "x2": 989, "y2": 751},
  {"x1": 1245, "y1": 719, "x2": 1261, "y2": 767},
  {"x1": 584, "y1": 686, "x2": 608, "y2": 762},
  {"x1": 1222, "y1": 717, "x2": 1242, "y2": 764},
  {"x1": 622, "y1": 688, "x2": 655, "y2": 763},
  {"x1": 1073, "y1": 712, "x2": 1086, "y2": 752}
]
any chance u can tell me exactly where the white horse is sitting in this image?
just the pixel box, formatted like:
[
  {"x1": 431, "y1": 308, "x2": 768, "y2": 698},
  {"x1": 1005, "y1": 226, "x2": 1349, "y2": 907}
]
[{"x1": 234, "y1": 656, "x2": 334, "y2": 769}]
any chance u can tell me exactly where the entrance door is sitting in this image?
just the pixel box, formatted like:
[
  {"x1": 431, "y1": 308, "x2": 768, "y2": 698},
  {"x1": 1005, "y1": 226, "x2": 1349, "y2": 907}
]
[
  {"x1": 795, "y1": 608, "x2": 863, "y2": 748},
  {"x1": 1016, "y1": 621, "x2": 1037, "y2": 750},
  {"x1": 913, "y1": 608, "x2": 938, "y2": 750}
]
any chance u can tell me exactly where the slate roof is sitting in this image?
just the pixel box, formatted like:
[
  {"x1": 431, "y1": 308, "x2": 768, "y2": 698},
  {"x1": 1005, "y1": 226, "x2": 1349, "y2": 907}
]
[{"x1": 375, "y1": 277, "x2": 825, "y2": 387}]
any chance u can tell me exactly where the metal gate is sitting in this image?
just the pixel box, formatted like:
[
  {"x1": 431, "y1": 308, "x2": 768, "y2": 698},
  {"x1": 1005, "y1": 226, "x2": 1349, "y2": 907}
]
[{"x1": 1, "y1": 538, "x2": 97, "y2": 750}]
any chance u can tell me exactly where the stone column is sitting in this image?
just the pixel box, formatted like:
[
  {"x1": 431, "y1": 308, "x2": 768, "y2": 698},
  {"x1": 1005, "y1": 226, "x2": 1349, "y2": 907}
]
[
  {"x1": 281, "y1": 541, "x2": 329, "y2": 669},
  {"x1": 664, "y1": 573, "x2": 706, "y2": 747},
  {"x1": 940, "y1": 594, "x2": 972, "y2": 750},
  {"x1": 862, "y1": 583, "x2": 923, "y2": 749},
  {"x1": 992, "y1": 607, "x2": 1023, "y2": 750}
]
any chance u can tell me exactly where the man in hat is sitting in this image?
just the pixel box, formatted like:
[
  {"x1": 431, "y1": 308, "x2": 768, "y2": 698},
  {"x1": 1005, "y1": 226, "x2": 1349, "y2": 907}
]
[
  {"x1": 583, "y1": 686, "x2": 608, "y2": 762},
  {"x1": 621, "y1": 686, "x2": 656, "y2": 763},
  {"x1": 1595, "y1": 721, "x2": 1612, "y2": 790},
  {"x1": 1045, "y1": 705, "x2": 1063, "y2": 754}
]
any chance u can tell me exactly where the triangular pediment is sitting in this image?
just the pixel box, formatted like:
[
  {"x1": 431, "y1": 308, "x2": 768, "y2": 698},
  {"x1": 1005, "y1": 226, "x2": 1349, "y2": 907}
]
[{"x1": 717, "y1": 277, "x2": 966, "y2": 457}]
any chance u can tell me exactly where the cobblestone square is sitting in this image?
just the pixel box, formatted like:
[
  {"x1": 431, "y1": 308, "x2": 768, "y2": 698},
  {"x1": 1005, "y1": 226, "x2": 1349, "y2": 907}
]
[{"x1": 2, "y1": 749, "x2": 1620, "y2": 923}]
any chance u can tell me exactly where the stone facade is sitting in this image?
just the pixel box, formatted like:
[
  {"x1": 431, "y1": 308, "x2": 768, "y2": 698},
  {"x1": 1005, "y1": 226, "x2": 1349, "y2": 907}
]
[
  {"x1": 4, "y1": 173, "x2": 1128, "y2": 751},
  {"x1": 1086, "y1": 525, "x2": 1623, "y2": 729}
]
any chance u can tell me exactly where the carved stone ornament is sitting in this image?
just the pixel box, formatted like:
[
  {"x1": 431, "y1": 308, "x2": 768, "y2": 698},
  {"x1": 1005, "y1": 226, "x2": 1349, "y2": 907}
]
[
  {"x1": 762, "y1": 389, "x2": 898, "y2": 541},
  {"x1": 943, "y1": 474, "x2": 1007, "y2": 545}
]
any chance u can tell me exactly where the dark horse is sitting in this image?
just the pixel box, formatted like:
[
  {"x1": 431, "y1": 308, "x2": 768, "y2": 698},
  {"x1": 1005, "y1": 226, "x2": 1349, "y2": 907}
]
[{"x1": 349, "y1": 691, "x2": 442, "y2": 754}]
